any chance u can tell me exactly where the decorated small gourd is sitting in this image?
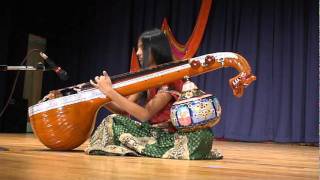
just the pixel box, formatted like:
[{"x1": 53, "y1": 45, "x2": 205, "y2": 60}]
[{"x1": 170, "y1": 77, "x2": 222, "y2": 132}]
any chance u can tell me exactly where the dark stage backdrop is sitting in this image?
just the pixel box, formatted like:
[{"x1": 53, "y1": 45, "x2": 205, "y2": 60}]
[{"x1": 0, "y1": 0, "x2": 318, "y2": 143}]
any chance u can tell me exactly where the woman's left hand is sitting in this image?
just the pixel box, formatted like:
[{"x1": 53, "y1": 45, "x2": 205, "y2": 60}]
[{"x1": 90, "y1": 71, "x2": 113, "y2": 95}]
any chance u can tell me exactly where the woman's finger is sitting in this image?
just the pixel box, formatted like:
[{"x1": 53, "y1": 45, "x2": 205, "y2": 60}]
[
  {"x1": 103, "y1": 70, "x2": 108, "y2": 77},
  {"x1": 90, "y1": 80, "x2": 97, "y2": 87}
]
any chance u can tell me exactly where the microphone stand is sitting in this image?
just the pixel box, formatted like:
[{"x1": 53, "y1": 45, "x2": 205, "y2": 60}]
[
  {"x1": 0, "y1": 63, "x2": 68, "y2": 81},
  {"x1": 0, "y1": 63, "x2": 47, "y2": 152},
  {"x1": 0, "y1": 63, "x2": 47, "y2": 71}
]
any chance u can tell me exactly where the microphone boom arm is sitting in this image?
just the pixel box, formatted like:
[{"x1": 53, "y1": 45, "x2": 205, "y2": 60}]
[{"x1": 0, "y1": 65, "x2": 46, "y2": 71}]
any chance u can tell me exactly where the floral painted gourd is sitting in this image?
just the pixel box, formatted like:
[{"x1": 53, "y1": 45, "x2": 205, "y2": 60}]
[{"x1": 170, "y1": 78, "x2": 222, "y2": 132}]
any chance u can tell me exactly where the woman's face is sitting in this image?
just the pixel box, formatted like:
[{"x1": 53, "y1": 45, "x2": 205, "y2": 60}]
[
  {"x1": 136, "y1": 39, "x2": 156, "y2": 68},
  {"x1": 136, "y1": 39, "x2": 144, "y2": 66}
]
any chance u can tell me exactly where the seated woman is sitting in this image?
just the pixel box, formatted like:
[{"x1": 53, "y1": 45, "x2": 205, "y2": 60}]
[{"x1": 87, "y1": 28, "x2": 222, "y2": 160}]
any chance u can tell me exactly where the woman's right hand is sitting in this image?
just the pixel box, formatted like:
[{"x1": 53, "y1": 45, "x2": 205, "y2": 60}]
[{"x1": 90, "y1": 71, "x2": 113, "y2": 95}]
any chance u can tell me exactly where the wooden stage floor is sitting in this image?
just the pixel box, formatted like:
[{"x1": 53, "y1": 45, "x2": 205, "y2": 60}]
[{"x1": 0, "y1": 133, "x2": 318, "y2": 180}]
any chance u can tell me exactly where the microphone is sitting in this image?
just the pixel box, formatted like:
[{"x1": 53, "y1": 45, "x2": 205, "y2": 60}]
[{"x1": 39, "y1": 52, "x2": 69, "y2": 81}]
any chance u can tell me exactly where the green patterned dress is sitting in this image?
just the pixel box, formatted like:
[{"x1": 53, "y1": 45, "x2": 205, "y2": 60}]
[{"x1": 85, "y1": 82, "x2": 223, "y2": 160}]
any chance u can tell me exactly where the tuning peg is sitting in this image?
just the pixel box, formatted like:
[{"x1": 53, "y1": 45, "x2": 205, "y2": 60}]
[
  {"x1": 190, "y1": 60, "x2": 201, "y2": 69},
  {"x1": 204, "y1": 55, "x2": 215, "y2": 66}
]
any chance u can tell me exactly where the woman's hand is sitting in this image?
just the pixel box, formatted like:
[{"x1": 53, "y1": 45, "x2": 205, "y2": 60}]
[
  {"x1": 39, "y1": 90, "x2": 62, "y2": 103},
  {"x1": 90, "y1": 71, "x2": 113, "y2": 95}
]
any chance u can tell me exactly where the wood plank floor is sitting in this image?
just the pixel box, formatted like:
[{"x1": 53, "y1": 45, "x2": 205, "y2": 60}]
[{"x1": 0, "y1": 133, "x2": 318, "y2": 180}]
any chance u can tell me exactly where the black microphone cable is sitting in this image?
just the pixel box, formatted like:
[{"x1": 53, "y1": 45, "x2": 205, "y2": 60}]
[{"x1": 0, "y1": 49, "x2": 42, "y2": 119}]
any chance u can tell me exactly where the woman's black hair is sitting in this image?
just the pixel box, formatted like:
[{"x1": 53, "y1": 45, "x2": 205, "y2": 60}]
[
  {"x1": 137, "y1": 29, "x2": 173, "y2": 105},
  {"x1": 139, "y1": 28, "x2": 173, "y2": 67}
]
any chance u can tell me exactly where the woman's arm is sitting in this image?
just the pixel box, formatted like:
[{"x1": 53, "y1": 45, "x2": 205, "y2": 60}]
[
  {"x1": 105, "y1": 89, "x2": 172, "y2": 122},
  {"x1": 91, "y1": 71, "x2": 172, "y2": 122},
  {"x1": 103, "y1": 93, "x2": 141, "y2": 114}
]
